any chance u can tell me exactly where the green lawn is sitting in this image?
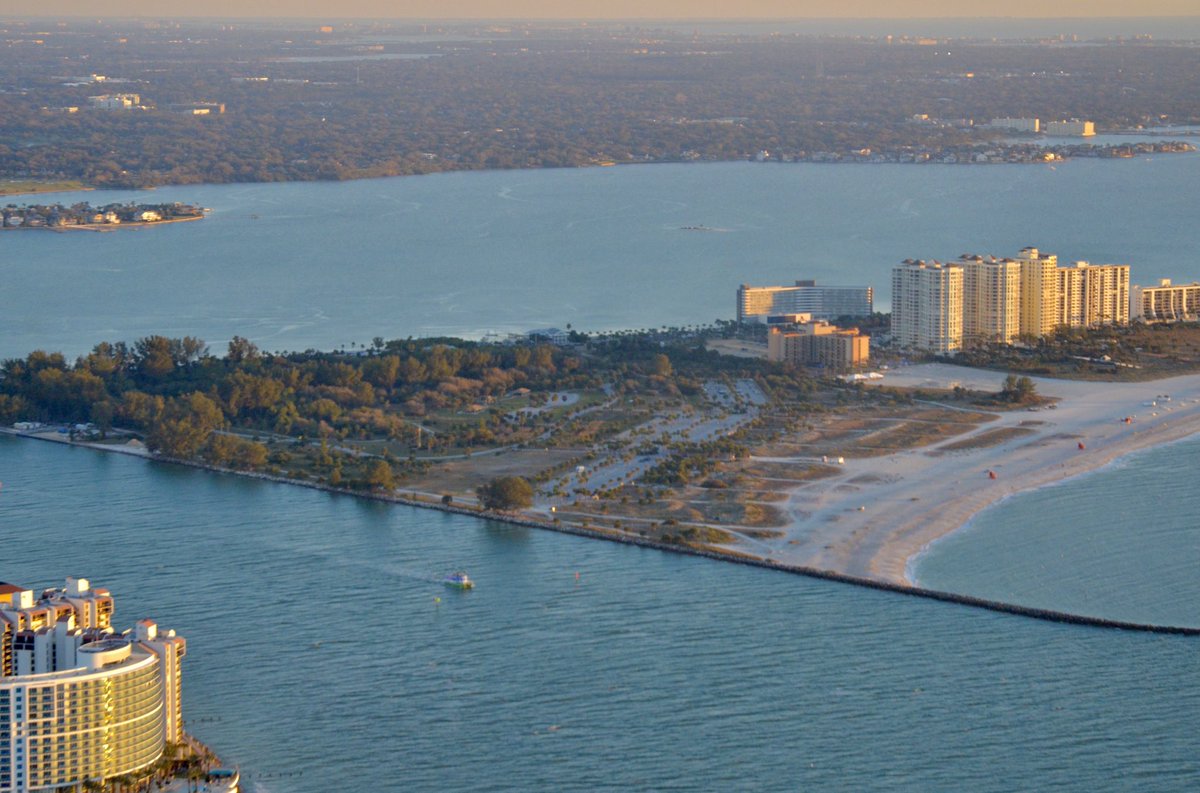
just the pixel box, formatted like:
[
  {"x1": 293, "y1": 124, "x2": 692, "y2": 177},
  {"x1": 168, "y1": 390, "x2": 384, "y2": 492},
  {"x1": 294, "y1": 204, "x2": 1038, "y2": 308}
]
[{"x1": 0, "y1": 180, "x2": 88, "y2": 197}]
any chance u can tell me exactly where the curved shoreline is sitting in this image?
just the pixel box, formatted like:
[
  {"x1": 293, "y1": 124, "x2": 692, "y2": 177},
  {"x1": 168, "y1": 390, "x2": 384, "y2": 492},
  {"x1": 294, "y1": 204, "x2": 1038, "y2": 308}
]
[
  {"x1": 902, "y1": 424, "x2": 1200, "y2": 585},
  {"x1": 4, "y1": 426, "x2": 1196, "y2": 634},
  {"x1": 762, "y1": 364, "x2": 1200, "y2": 608},
  {"x1": 2, "y1": 381, "x2": 1200, "y2": 633},
  {"x1": 136, "y1": 454, "x2": 1200, "y2": 634}
]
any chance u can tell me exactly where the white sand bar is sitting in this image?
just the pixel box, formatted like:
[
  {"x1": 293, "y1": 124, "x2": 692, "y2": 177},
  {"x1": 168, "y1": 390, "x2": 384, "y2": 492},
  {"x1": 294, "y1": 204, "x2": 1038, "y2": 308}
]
[{"x1": 758, "y1": 364, "x2": 1200, "y2": 585}]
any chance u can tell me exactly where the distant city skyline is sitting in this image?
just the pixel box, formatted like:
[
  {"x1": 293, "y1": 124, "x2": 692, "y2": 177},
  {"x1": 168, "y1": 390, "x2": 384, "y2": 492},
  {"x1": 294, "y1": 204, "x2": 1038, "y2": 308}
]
[{"x1": 25, "y1": 1, "x2": 1200, "y2": 20}]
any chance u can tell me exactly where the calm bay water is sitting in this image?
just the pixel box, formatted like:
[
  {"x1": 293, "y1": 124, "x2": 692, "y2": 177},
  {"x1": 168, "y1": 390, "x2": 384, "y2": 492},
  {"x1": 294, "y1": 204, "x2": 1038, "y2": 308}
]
[
  {"x1": 1, "y1": 434, "x2": 1197, "y2": 792},
  {"x1": 914, "y1": 434, "x2": 1200, "y2": 628},
  {"x1": 4, "y1": 159, "x2": 1200, "y2": 789},
  {"x1": 2, "y1": 154, "x2": 1198, "y2": 361}
]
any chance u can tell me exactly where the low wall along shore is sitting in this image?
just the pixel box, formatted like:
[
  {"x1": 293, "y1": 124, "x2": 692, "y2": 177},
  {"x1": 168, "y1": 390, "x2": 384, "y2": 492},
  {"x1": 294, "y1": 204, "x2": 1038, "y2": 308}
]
[
  {"x1": 6, "y1": 416, "x2": 1198, "y2": 636},
  {"x1": 124, "y1": 445, "x2": 1200, "y2": 637}
]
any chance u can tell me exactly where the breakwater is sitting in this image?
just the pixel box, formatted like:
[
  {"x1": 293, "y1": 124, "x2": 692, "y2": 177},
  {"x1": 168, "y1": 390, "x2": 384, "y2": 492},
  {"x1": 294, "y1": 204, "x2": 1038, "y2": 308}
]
[
  {"x1": 160, "y1": 452, "x2": 1200, "y2": 636},
  {"x1": 8, "y1": 430, "x2": 1197, "y2": 635}
]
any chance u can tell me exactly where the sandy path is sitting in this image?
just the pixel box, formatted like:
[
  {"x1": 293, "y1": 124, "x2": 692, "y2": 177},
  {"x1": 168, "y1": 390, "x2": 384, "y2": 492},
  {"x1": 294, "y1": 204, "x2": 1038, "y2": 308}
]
[{"x1": 759, "y1": 364, "x2": 1200, "y2": 585}]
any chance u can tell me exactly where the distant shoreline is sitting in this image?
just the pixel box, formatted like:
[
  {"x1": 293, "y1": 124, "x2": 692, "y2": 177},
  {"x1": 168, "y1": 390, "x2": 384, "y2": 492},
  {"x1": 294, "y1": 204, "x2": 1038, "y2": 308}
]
[
  {"x1": 0, "y1": 140, "x2": 1194, "y2": 199},
  {"x1": 0, "y1": 214, "x2": 204, "y2": 233}
]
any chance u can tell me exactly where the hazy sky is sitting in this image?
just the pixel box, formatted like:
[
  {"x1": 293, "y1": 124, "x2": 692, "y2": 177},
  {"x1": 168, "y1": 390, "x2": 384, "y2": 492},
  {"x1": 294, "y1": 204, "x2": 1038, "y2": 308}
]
[{"x1": 29, "y1": 1, "x2": 1200, "y2": 19}]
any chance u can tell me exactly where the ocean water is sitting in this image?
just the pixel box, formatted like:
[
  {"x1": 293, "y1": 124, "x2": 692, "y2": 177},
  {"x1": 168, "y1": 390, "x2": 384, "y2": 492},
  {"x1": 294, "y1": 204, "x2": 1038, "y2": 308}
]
[
  {"x1": 1, "y1": 153, "x2": 1198, "y2": 361},
  {"x1": 913, "y1": 434, "x2": 1200, "y2": 629},
  {"x1": 1, "y1": 435, "x2": 1197, "y2": 792}
]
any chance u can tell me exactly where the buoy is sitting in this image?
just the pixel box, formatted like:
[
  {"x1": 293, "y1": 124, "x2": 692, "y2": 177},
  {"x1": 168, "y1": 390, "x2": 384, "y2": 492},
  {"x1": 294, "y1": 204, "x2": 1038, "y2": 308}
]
[
  {"x1": 1078, "y1": 441, "x2": 1086, "y2": 450},
  {"x1": 574, "y1": 571, "x2": 580, "y2": 581},
  {"x1": 988, "y1": 470, "x2": 997, "y2": 479},
  {"x1": 434, "y1": 597, "x2": 441, "y2": 604}
]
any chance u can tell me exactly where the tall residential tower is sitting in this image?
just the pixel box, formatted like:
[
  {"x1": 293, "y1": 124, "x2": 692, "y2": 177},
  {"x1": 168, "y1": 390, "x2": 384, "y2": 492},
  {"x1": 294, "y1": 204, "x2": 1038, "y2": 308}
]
[
  {"x1": 958, "y1": 255, "x2": 1022, "y2": 345},
  {"x1": 891, "y1": 261, "x2": 963, "y2": 354}
]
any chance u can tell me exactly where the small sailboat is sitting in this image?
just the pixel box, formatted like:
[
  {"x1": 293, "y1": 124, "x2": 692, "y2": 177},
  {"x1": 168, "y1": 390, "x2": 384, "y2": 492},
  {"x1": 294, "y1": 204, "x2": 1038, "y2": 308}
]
[{"x1": 444, "y1": 572, "x2": 474, "y2": 590}]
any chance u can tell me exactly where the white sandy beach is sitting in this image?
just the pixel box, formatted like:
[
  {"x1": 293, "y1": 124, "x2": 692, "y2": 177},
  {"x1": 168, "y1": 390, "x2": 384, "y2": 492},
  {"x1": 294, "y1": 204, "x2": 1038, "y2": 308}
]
[{"x1": 759, "y1": 364, "x2": 1200, "y2": 586}]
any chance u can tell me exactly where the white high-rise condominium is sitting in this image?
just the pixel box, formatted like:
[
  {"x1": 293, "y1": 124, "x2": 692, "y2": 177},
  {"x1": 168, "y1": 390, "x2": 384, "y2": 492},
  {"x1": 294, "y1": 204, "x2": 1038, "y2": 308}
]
[
  {"x1": 891, "y1": 260, "x2": 963, "y2": 354},
  {"x1": 958, "y1": 255, "x2": 1022, "y2": 345},
  {"x1": 1132, "y1": 279, "x2": 1200, "y2": 322}
]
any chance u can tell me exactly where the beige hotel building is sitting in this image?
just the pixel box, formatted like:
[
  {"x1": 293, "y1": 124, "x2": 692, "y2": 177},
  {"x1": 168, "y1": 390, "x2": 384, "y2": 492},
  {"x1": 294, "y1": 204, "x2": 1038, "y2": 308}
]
[
  {"x1": 1, "y1": 579, "x2": 185, "y2": 793},
  {"x1": 766, "y1": 319, "x2": 870, "y2": 371}
]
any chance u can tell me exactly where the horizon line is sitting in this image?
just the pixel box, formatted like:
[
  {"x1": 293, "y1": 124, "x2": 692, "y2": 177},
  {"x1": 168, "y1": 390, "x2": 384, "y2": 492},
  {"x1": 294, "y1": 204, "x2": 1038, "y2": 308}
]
[{"x1": 7, "y1": 13, "x2": 1200, "y2": 21}]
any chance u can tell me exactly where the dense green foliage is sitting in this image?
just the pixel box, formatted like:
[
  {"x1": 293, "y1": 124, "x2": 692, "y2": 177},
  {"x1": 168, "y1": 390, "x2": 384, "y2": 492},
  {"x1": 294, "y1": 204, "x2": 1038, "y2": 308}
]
[
  {"x1": 999, "y1": 375, "x2": 1038, "y2": 404},
  {"x1": 476, "y1": 476, "x2": 535, "y2": 510},
  {"x1": 641, "y1": 438, "x2": 752, "y2": 486},
  {"x1": 0, "y1": 326, "x2": 797, "y2": 486}
]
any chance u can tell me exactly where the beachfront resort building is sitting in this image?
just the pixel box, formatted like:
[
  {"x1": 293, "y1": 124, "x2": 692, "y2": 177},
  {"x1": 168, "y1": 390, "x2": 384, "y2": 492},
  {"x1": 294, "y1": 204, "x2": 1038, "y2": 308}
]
[
  {"x1": 1131, "y1": 279, "x2": 1200, "y2": 323},
  {"x1": 1060, "y1": 261, "x2": 1131, "y2": 327},
  {"x1": 1016, "y1": 246, "x2": 1061, "y2": 339},
  {"x1": 766, "y1": 320, "x2": 870, "y2": 371},
  {"x1": 891, "y1": 260, "x2": 963, "y2": 354},
  {"x1": 958, "y1": 255, "x2": 1022, "y2": 345},
  {"x1": 0, "y1": 578, "x2": 185, "y2": 793},
  {"x1": 895, "y1": 247, "x2": 1132, "y2": 352},
  {"x1": 737, "y1": 281, "x2": 873, "y2": 323}
]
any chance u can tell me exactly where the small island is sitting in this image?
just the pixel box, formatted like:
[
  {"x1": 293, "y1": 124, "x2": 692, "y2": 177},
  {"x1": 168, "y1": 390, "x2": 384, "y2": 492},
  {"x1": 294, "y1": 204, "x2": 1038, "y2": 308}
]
[{"x1": 1, "y1": 201, "x2": 205, "y2": 231}]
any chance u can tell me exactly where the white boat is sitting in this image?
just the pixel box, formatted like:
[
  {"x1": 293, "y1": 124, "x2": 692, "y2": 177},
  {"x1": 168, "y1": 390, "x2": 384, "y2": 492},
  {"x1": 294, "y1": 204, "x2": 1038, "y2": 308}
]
[{"x1": 444, "y1": 572, "x2": 474, "y2": 590}]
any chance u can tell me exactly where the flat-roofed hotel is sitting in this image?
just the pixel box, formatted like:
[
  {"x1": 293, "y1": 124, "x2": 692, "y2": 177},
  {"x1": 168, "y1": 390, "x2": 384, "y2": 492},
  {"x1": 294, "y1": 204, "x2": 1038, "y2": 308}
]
[
  {"x1": 0, "y1": 579, "x2": 184, "y2": 793},
  {"x1": 737, "y1": 281, "x2": 873, "y2": 322},
  {"x1": 1132, "y1": 279, "x2": 1200, "y2": 322}
]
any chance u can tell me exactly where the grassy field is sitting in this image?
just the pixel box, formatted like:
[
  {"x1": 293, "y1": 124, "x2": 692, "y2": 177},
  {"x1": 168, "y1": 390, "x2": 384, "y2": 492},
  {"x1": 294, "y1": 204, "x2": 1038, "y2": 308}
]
[
  {"x1": 0, "y1": 180, "x2": 87, "y2": 197},
  {"x1": 932, "y1": 426, "x2": 1037, "y2": 453},
  {"x1": 402, "y1": 448, "x2": 580, "y2": 499}
]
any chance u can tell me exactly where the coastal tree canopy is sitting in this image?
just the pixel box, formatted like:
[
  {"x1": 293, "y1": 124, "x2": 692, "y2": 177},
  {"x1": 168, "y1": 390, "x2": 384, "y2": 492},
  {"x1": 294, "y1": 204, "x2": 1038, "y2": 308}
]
[
  {"x1": 477, "y1": 476, "x2": 534, "y2": 511},
  {"x1": 999, "y1": 374, "x2": 1038, "y2": 404}
]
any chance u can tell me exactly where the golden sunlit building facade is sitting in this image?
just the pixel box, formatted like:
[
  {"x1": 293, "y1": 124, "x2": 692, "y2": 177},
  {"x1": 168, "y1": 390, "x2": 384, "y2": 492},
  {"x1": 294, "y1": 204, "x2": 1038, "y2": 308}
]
[
  {"x1": 767, "y1": 321, "x2": 869, "y2": 371},
  {"x1": 1016, "y1": 246, "x2": 1060, "y2": 339},
  {"x1": 958, "y1": 255, "x2": 1022, "y2": 345},
  {"x1": 737, "y1": 281, "x2": 873, "y2": 322},
  {"x1": 0, "y1": 579, "x2": 185, "y2": 793},
  {"x1": 1132, "y1": 279, "x2": 1200, "y2": 323}
]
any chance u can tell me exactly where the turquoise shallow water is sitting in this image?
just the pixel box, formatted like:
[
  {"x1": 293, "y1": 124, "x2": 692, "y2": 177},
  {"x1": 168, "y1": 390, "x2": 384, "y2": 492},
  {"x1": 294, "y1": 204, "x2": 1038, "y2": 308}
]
[
  {"x1": 1, "y1": 154, "x2": 1198, "y2": 360},
  {"x1": 914, "y1": 434, "x2": 1200, "y2": 629},
  {"x1": 1, "y1": 435, "x2": 1197, "y2": 792}
]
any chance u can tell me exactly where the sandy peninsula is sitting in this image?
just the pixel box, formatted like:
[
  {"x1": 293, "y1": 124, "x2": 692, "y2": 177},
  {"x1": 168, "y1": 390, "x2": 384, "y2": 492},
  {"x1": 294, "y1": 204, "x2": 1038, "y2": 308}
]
[{"x1": 756, "y1": 363, "x2": 1200, "y2": 586}]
